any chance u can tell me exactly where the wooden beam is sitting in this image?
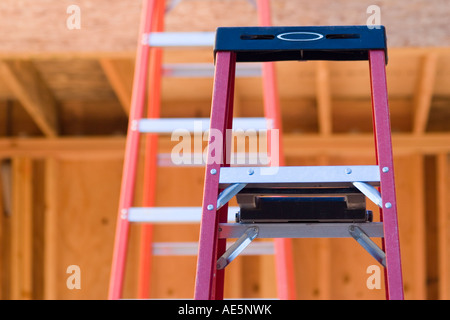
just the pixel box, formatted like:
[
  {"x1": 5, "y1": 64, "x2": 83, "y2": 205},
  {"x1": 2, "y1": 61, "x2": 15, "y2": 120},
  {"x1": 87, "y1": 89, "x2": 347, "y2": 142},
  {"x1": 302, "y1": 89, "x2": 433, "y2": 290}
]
[
  {"x1": 0, "y1": 137, "x2": 126, "y2": 159},
  {"x1": 410, "y1": 154, "x2": 427, "y2": 299},
  {"x1": 2, "y1": 134, "x2": 450, "y2": 159},
  {"x1": 10, "y1": 157, "x2": 33, "y2": 299},
  {"x1": 413, "y1": 53, "x2": 438, "y2": 135},
  {"x1": 0, "y1": 60, "x2": 59, "y2": 137},
  {"x1": 99, "y1": 58, "x2": 134, "y2": 115},
  {"x1": 283, "y1": 133, "x2": 450, "y2": 157}
]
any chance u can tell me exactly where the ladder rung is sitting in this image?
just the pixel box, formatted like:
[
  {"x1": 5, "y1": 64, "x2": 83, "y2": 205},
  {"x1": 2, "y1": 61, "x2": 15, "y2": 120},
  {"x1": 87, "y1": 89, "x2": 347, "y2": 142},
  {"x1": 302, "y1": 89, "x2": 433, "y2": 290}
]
[
  {"x1": 152, "y1": 241, "x2": 274, "y2": 256},
  {"x1": 219, "y1": 165, "x2": 381, "y2": 188},
  {"x1": 128, "y1": 206, "x2": 239, "y2": 223},
  {"x1": 162, "y1": 63, "x2": 262, "y2": 78},
  {"x1": 137, "y1": 117, "x2": 268, "y2": 133},
  {"x1": 219, "y1": 222, "x2": 384, "y2": 239},
  {"x1": 147, "y1": 32, "x2": 215, "y2": 47}
]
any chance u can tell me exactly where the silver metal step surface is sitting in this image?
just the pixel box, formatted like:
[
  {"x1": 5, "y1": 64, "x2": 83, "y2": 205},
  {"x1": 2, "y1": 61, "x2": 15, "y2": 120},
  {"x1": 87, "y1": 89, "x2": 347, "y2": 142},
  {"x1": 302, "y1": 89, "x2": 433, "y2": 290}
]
[
  {"x1": 137, "y1": 117, "x2": 268, "y2": 133},
  {"x1": 146, "y1": 32, "x2": 215, "y2": 47},
  {"x1": 218, "y1": 222, "x2": 384, "y2": 239},
  {"x1": 219, "y1": 165, "x2": 381, "y2": 188},
  {"x1": 128, "y1": 206, "x2": 240, "y2": 223}
]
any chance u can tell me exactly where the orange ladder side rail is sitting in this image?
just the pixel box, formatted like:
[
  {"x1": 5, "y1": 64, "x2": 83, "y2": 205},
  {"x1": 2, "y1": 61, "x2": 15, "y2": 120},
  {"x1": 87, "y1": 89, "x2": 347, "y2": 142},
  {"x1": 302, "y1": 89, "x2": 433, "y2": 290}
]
[
  {"x1": 257, "y1": 0, "x2": 296, "y2": 300},
  {"x1": 108, "y1": 0, "x2": 158, "y2": 300},
  {"x1": 137, "y1": 0, "x2": 165, "y2": 299}
]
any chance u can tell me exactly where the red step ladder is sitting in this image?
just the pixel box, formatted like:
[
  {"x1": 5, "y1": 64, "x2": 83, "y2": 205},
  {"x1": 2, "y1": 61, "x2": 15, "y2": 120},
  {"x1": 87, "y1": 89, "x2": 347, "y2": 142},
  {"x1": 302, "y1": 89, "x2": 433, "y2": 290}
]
[
  {"x1": 194, "y1": 25, "x2": 404, "y2": 300},
  {"x1": 108, "y1": 0, "x2": 296, "y2": 300}
]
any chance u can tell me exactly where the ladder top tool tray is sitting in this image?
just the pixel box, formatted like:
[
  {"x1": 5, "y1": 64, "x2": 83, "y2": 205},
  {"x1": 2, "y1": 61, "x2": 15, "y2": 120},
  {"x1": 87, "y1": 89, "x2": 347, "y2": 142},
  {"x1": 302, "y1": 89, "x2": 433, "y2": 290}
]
[{"x1": 214, "y1": 25, "x2": 387, "y2": 63}]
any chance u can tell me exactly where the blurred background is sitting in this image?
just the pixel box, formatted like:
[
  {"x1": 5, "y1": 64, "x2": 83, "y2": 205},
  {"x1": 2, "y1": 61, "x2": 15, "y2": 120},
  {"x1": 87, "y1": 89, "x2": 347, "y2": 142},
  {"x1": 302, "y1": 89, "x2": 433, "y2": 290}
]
[{"x1": 0, "y1": 0, "x2": 449, "y2": 300}]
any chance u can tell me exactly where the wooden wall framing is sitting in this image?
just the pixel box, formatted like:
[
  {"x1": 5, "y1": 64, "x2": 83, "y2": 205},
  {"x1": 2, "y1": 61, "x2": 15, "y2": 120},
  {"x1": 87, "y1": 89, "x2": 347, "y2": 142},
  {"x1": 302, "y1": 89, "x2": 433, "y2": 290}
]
[
  {"x1": 0, "y1": 0, "x2": 449, "y2": 300},
  {"x1": 0, "y1": 143, "x2": 448, "y2": 299}
]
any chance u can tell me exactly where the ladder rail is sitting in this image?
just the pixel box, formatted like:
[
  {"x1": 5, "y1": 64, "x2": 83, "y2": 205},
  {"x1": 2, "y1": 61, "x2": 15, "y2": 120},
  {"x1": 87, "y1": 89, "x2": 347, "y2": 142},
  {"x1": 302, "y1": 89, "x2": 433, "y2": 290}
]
[
  {"x1": 194, "y1": 51, "x2": 237, "y2": 300},
  {"x1": 109, "y1": 0, "x2": 297, "y2": 301},
  {"x1": 368, "y1": 49, "x2": 404, "y2": 300},
  {"x1": 108, "y1": 0, "x2": 158, "y2": 300},
  {"x1": 137, "y1": 0, "x2": 166, "y2": 299}
]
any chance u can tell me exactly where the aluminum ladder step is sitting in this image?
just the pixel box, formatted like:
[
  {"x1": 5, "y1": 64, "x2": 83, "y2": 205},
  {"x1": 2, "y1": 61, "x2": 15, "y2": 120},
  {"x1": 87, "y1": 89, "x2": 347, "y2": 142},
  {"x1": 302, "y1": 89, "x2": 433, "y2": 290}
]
[
  {"x1": 219, "y1": 165, "x2": 381, "y2": 188},
  {"x1": 163, "y1": 63, "x2": 262, "y2": 78},
  {"x1": 137, "y1": 117, "x2": 269, "y2": 133},
  {"x1": 128, "y1": 206, "x2": 240, "y2": 223},
  {"x1": 219, "y1": 222, "x2": 384, "y2": 239},
  {"x1": 146, "y1": 32, "x2": 215, "y2": 47}
]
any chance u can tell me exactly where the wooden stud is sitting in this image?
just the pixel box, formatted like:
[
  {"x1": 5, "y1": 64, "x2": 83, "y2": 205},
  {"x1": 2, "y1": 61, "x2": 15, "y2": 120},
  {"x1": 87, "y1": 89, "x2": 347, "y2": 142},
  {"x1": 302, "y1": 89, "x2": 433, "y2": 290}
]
[
  {"x1": 44, "y1": 158, "x2": 58, "y2": 300},
  {"x1": 10, "y1": 157, "x2": 33, "y2": 299},
  {"x1": 437, "y1": 153, "x2": 449, "y2": 299},
  {"x1": 408, "y1": 155, "x2": 426, "y2": 299},
  {"x1": 315, "y1": 61, "x2": 332, "y2": 136}
]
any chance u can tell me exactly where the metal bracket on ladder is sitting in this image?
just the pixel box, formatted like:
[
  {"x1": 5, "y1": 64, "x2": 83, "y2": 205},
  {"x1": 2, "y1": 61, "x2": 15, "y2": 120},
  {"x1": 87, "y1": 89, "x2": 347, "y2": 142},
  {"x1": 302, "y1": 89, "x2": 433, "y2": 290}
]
[
  {"x1": 353, "y1": 181, "x2": 383, "y2": 208},
  {"x1": 217, "y1": 226, "x2": 259, "y2": 270},
  {"x1": 349, "y1": 225, "x2": 386, "y2": 267},
  {"x1": 215, "y1": 223, "x2": 387, "y2": 270},
  {"x1": 217, "y1": 183, "x2": 247, "y2": 210}
]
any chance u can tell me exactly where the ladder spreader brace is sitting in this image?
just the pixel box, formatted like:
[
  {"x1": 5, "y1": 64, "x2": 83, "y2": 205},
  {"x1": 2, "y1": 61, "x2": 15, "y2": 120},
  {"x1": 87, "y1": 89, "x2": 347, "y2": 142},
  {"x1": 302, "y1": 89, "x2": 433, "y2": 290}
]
[
  {"x1": 194, "y1": 25, "x2": 404, "y2": 300},
  {"x1": 218, "y1": 224, "x2": 386, "y2": 270}
]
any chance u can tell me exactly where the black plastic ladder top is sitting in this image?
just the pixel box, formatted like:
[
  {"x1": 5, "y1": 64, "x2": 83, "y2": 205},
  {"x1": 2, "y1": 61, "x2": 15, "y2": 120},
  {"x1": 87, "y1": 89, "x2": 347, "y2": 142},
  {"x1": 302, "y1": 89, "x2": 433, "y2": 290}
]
[{"x1": 214, "y1": 25, "x2": 387, "y2": 63}]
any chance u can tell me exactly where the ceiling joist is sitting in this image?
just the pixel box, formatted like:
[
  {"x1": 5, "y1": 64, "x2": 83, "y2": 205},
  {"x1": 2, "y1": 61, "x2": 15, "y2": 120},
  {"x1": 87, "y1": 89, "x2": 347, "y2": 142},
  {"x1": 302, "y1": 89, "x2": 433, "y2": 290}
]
[
  {"x1": 0, "y1": 60, "x2": 59, "y2": 137},
  {"x1": 99, "y1": 58, "x2": 134, "y2": 115},
  {"x1": 413, "y1": 53, "x2": 439, "y2": 135},
  {"x1": 1, "y1": 134, "x2": 450, "y2": 159}
]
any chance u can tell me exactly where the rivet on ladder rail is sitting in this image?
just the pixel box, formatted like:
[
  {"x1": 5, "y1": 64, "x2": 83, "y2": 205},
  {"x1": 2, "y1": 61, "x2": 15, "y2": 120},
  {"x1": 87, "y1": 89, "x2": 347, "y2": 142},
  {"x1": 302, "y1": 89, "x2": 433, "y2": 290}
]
[{"x1": 131, "y1": 120, "x2": 138, "y2": 131}]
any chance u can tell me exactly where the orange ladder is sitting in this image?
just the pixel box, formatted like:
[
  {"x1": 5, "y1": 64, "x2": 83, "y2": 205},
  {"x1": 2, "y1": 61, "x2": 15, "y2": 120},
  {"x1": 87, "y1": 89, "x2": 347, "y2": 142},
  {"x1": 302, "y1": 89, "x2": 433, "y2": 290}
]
[{"x1": 108, "y1": 0, "x2": 296, "y2": 300}]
